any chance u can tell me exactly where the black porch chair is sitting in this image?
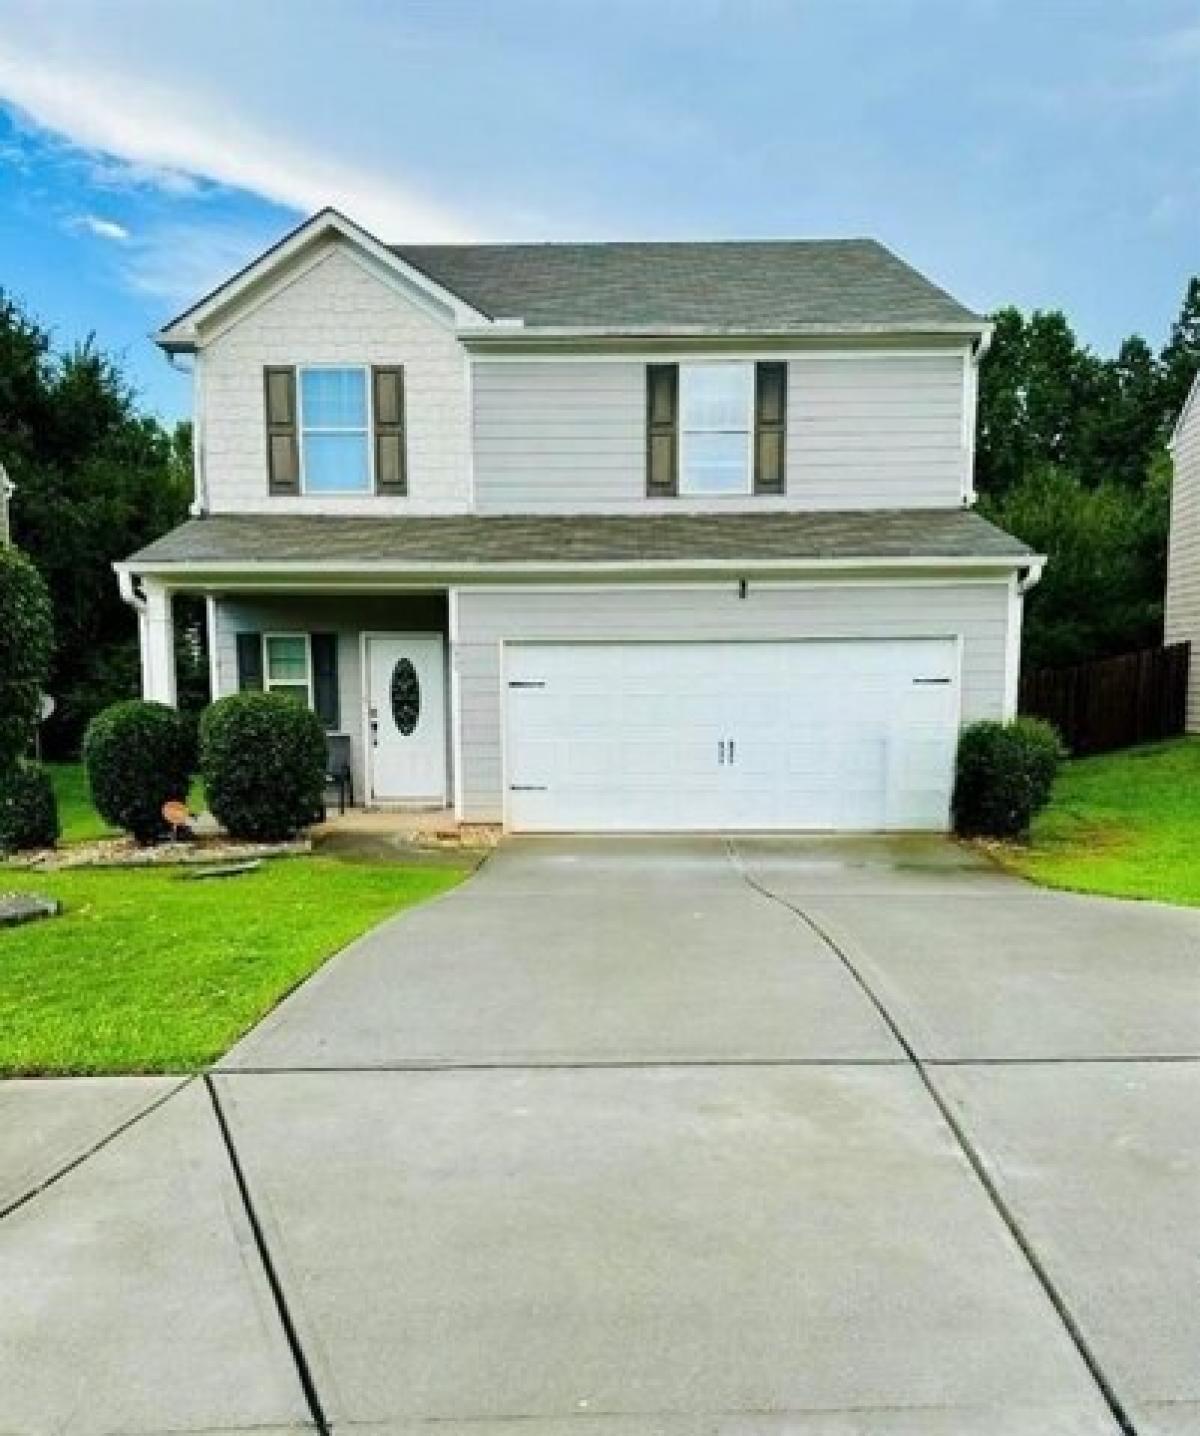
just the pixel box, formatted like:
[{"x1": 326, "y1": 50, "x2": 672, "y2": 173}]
[{"x1": 324, "y1": 734, "x2": 355, "y2": 817}]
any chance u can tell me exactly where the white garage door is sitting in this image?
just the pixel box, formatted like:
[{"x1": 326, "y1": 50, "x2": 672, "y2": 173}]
[{"x1": 504, "y1": 639, "x2": 960, "y2": 833}]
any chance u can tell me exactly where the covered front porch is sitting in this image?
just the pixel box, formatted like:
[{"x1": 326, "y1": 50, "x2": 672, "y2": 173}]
[{"x1": 126, "y1": 578, "x2": 453, "y2": 813}]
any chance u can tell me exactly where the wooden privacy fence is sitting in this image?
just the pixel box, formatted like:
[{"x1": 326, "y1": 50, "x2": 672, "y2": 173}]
[{"x1": 1019, "y1": 642, "x2": 1191, "y2": 756}]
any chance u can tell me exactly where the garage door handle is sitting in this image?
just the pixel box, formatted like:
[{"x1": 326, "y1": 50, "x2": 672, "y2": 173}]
[
  {"x1": 718, "y1": 740, "x2": 725, "y2": 765},
  {"x1": 728, "y1": 739, "x2": 736, "y2": 765}
]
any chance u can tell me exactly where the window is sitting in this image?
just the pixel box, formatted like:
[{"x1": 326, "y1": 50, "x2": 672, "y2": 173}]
[
  {"x1": 299, "y1": 366, "x2": 371, "y2": 494},
  {"x1": 263, "y1": 634, "x2": 312, "y2": 705},
  {"x1": 679, "y1": 363, "x2": 753, "y2": 495}
]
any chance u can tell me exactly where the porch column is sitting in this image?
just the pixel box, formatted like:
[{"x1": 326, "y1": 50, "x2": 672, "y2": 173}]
[{"x1": 141, "y1": 579, "x2": 177, "y2": 705}]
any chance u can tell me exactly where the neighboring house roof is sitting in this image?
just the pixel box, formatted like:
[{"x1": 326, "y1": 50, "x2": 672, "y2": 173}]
[
  {"x1": 122, "y1": 509, "x2": 1030, "y2": 572},
  {"x1": 392, "y1": 239, "x2": 983, "y2": 332},
  {"x1": 1170, "y1": 370, "x2": 1200, "y2": 450}
]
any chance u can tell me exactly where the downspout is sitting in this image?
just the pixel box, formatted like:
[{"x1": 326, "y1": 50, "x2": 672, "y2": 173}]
[
  {"x1": 1017, "y1": 558, "x2": 1045, "y2": 595},
  {"x1": 166, "y1": 349, "x2": 207, "y2": 517},
  {"x1": 963, "y1": 326, "x2": 993, "y2": 507},
  {"x1": 118, "y1": 569, "x2": 149, "y2": 697}
]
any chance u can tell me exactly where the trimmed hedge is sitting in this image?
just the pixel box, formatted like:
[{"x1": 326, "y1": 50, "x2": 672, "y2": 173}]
[
  {"x1": 0, "y1": 761, "x2": 59, "y2": 852},
  {"x1": 0, "y1": 547, "x2": 53, "y2": 774},
  {"x1": 952, "y1": 717, "x2": 1064, "y2": 839},
  {"x1": 83, "y1": 700, "x2": 195, "y2": 843},
  {"x1": 200, "y1": 693, "x2": 326, "y2": 841}
]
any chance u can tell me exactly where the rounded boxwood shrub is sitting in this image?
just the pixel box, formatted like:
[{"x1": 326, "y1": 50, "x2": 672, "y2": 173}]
[
  {"x1": 952, "y1": 717, "x2": 1064, "y2": 839},
  {"x1": 0, "y1": 547, "x2": 54, "y2": 774},
  {"x1": 83, "y1": 699, "x2": 195, "y2": 843},
  {"x1": 0, "y1": 761, "x2": 59, "y2": 852},
  {"x1": 200, "y1": 693, "x2": 326, "y2": 841}
]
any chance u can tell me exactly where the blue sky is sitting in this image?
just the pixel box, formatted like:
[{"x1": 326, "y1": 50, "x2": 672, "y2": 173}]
[{"x1": 0, "y1": 0, "x2": 1196, "y2": 421}]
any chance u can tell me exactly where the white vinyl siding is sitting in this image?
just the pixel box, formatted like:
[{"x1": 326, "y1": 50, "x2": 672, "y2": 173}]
[
  {"x1": 786, "y1": 352, "x2": 967, "y2": 507},
  {"x1": 472, "y1": 361, "x2": 645, "y2": 508},
  {"x1": 1165, "y1": 387, "x2": 1200, "y2": 730},
  {"x1": 452, "y1": 579, "x2": 1013, "y2": 822},
  {"x1": 471, "y1": 347, "x2": 970, "y2": 512}
]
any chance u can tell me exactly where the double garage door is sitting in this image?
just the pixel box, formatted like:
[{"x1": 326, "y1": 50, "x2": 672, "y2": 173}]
[{"x1": 504, "y1": 638, "x2": 960, "y2": 833}]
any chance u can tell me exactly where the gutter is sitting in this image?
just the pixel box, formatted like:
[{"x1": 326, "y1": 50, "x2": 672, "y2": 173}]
[
  {"x1": 117, "y1": 568, "x2": 146, "y2": 613},
  {"x1": 114, "y1": 553, "x2": 1043, "y2": 585}
]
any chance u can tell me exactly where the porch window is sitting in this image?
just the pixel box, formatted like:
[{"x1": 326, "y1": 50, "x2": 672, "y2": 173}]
[
  {"x1": 678, "y1": 362, "x2": 754, "y2": 496},
  {"x1": 298, "y1": 366, "x2": 371, "y2": 494},
  {"x1": 263, "y1": 633, "x2": 312, "y2": 705}
]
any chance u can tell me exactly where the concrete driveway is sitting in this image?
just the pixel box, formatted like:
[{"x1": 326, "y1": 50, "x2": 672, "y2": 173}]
[{"x1": 2, "y1": 836, "x2": 1198, "y2": 1435}]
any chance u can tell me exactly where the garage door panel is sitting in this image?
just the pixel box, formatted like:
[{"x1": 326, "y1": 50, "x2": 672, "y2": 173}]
[{"x1": 505, "y1": 640, "x2": 958, "y2": 832}]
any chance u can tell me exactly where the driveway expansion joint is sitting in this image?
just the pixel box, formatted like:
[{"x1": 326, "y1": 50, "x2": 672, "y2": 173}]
[
  {"x1": 0, "y1": 1074, "x2": 194, "y2": 1225},
  {"x1": 204, "y1": 1073, "x2": 333, "y2": 1436},
  {"x1": 724, "y1": 839, "x2": 1139, "y2": 1436}
]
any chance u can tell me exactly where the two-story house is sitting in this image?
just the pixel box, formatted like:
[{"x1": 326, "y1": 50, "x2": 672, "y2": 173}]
[
  {"x1": 118, "y1": 209, "x2": 1042, "y2": 833},
  {"x1": 1166, "y1": 371, "x2": 1200, "y2": 730}
]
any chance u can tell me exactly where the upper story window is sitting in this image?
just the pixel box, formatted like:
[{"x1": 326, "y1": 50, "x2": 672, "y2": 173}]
[
  {"x1": 299, "y1": 367, "x2": 371, "y2": 494},
  {"x1": 646, "y1": 360, "x2": 785, "y2": 499},
  {"x1": 679, "y1": 363, "x2": 754, "y2": 496},
  {"x1": 264, "y1": 365, "x2": 407, "y2": 498}
]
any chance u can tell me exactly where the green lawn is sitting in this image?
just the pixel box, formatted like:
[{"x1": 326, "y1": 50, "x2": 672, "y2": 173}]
[
  {"x1": 0, "y1": 857, "x2": 465, "y2": 1074},
  {"x1": 1000, "y1": 737, "x2": 1200, "y2": 907},
  {"x1": 48, "y1": 762, "x2": 206, "y2": 844}
]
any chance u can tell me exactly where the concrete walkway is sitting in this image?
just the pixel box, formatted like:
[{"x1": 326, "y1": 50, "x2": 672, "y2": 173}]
[{"x1": 2, "y1": 835, "x2": 1198, "y2": 1435}]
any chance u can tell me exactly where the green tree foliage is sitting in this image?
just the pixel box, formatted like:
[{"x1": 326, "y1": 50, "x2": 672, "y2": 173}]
[
  {"x1": 0, "y1": 545, "x2": 54, "y2": 773},
  {"x1": 0, "y1": 292, "x2": 193, "y2": 753},
  {"x1": 977, "y1": 278, "x2": 1197, "y2": 668}
]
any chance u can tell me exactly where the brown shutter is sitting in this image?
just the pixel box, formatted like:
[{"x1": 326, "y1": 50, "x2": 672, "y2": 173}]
[
  {"x1": 754, "y1": 362, "x2": 787, "y2": 496},
  {"x1": 264, "y1": 367, "x2": 299, "y2": 495},
  {"x1": 646, "y1": 364, "x2": 678, "y2": 498},
  {"x1": 372, "y1": 366, "x2": 407, "y2": 495}
]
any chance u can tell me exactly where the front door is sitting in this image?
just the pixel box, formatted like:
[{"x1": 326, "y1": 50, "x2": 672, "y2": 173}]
[{"x1": 365, "y1": 635, "x2": 447, "y2": 804}]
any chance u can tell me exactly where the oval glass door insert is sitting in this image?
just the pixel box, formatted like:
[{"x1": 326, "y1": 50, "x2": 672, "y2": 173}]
[{"x1": 390, "y1": 657, "x2": 420, "y2": 736}]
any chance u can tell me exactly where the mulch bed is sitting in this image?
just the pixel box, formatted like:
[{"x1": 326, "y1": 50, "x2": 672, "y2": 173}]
[{"x1": 8, "y1": 835, "x2": 310, "y2": 872}]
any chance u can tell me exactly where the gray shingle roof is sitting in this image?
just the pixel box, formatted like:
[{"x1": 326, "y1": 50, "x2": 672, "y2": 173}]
[
  {"x1": 125, "y1": 510, "x2": 1028, "y2": 569},
  {"x1": 390, "y1": 239, "x2": 982, "y2": 331}
]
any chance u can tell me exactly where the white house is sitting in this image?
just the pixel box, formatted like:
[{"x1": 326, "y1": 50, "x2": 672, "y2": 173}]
[
  {"x1": 1165, "y1": 371, "x2": 1200, "y2": 731},
  {"x1": 118, "y1": 209, "x2": 1043, "y2": 832}
]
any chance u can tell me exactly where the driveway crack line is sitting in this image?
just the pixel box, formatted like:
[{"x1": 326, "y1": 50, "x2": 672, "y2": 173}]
[
  {"x1": 724, "y1": 840, "x2": 1137, "y2": 1436},
  {"x1": 204, "y1": 1073, "x2": 331, "y2": 1436}
]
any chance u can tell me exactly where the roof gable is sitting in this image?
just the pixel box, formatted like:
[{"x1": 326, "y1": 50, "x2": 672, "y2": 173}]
[{"x1": 155, "y1": 208, "x2": 489, "y2": 350}]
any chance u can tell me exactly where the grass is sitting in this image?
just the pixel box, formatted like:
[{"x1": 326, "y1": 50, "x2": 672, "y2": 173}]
[
  {"x1": 0, "y1": 857, "x2": 465, "y2": 1074},
  {"x1": 48, "y1": 761, "x2": 205, "y2": 845},
  {"x1": 998, "y1": 737, "x2": 1200, "y2": 907}
]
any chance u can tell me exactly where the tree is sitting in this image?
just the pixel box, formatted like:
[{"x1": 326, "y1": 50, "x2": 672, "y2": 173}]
[
  {"x1": 0, "y1": 545, "x2": 53, "y2": 773},
  {"x1": 0, "y1": 294, "x2": 194, "y2": 752},
  {"x1": 981, "y1": 462, "x2": 1169, "y2": 669},
  {"x1": 1161, "y1": 277, "x2": 1200, "y2": 420}
]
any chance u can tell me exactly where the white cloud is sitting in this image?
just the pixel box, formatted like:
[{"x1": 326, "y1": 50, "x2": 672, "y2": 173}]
[
  {"x1": 118, "y1": 221, "x2": 270, "y2": 306},
  {"x1": 75, "y1": 214, "x2": 130, "y2": 241},
  {"x1": 0, "y1": 9, "x2": 472, "y2": 240}
]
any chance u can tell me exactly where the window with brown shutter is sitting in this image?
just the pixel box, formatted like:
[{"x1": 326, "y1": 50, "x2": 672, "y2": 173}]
[
  {"x1": 646, "y1": 364, "x2": 679, "y2": 497},
  {"x1": 754, "y1": 362, "x2": 787, "y2": 495},
  {"x1": 372, "y1": 366, "x2": 406, "y2": 495},
  {"x1": 264, "y1": 367, "x2": 299, "y2": 494}
]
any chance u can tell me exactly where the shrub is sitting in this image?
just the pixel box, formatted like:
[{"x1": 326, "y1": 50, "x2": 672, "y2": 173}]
[
  {"x1": 0, "y1": 547, "x2": 54, "y2": 775},
  {"x1": 0, "y1": 761, "x2": 59, "y2": 852},
  {"x1": 83, "y1": 699, "x2": 195, "y2": 843},
  {"x1": 952, "y1": 717, "x2": 1064, "y2": 839},
  {"x1": 200, "y1": 693, "x2": 326, "y2": 841}
]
